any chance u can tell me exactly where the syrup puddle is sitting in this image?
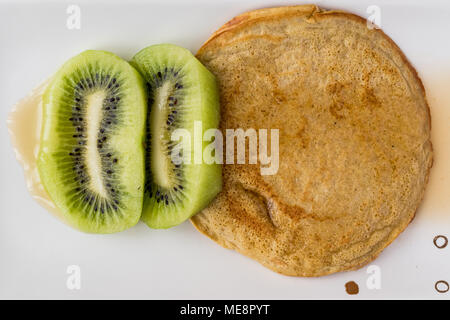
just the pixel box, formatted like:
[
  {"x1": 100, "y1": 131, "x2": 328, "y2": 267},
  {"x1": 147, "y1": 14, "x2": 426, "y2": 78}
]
[
  {"x1": 7, "y1": 79, "x2": 64, "y2": 220},
  {"x1": 418, "y1": 69, "x2": 450, "y2": 222}
]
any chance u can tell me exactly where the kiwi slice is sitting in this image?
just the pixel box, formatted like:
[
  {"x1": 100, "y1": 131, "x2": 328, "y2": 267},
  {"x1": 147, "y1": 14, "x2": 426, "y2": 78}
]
[
  {"x1": 131, "y1": 44, "x2": 222, "y2": 229},
  {"x1": 38, "y1": 50, "x2": 147, "y2": 233}
]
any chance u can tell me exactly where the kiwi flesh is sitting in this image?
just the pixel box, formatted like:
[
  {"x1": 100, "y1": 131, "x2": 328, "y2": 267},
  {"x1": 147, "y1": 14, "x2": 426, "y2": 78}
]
[
  {"x1": 131, "y1": 44, "x2": 222, "y2": 229},
  {"x1": 38, "y1": 50, "x2": 147, "y2": 233}
]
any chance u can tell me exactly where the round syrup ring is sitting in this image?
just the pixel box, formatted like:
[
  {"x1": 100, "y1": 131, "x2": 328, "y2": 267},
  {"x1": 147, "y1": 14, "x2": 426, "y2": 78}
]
[
  {"x1": 433, "y1": 235, "x2": 448, "y2": 249},
  {"x1": 435, "y1": 280, "x2": 449, "y2": 293}
]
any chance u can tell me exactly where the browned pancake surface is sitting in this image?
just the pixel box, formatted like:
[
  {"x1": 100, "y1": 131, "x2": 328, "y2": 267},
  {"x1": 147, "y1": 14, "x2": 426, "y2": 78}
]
[{"x1": 192, "y1": 5, "x2": 432, "y2": 276}]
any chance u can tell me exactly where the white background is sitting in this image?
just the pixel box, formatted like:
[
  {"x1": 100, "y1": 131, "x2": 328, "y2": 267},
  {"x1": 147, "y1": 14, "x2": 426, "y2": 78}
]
[{"x1": 0, "y1": 0, "x2": 449, "y2": 299}]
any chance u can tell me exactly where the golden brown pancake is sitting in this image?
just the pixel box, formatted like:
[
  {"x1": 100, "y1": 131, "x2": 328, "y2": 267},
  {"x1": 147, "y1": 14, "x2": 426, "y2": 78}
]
[{"x1": 191, "y1": 5, "x2": 433, "y2": 276}]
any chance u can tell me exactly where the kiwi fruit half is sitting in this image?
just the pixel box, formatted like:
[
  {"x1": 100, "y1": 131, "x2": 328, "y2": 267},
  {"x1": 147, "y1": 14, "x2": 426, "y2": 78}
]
[
  {"x1": 38, "y1": 50, "x2": 147, "y2": 233},
  {"x1": 131, "y1": 44, "x2": 222, "y2": 229}
]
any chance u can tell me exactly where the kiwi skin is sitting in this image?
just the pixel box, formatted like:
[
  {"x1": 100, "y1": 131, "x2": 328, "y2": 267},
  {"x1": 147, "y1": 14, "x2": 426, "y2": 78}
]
[
  {"x1": 131, "y1": 44, "x2": 222, "y2": 229},
  {"x1": 38, "y1": 50, "x2": 147, "y2": 233}
]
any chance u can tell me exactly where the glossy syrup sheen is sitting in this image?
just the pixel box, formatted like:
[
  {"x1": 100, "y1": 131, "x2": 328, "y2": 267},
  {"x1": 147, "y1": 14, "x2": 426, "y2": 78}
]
[{"x1": 7, "y1": 80, "x2": 65, "y2": 221}]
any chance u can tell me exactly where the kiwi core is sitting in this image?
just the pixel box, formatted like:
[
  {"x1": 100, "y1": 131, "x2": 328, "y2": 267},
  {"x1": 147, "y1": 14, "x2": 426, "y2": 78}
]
[
  {"x1": 150, "y1": 81, "x2": 175, "y2": 189},
  {"x1": 85, "y1": 90, "x2": 108, "y2": 197}
]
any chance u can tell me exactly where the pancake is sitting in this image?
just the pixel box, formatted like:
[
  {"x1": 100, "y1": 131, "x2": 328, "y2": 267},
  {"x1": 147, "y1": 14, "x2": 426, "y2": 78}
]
[{"x1": 191, "y1": 5, "x2": 433, "y2": 276}]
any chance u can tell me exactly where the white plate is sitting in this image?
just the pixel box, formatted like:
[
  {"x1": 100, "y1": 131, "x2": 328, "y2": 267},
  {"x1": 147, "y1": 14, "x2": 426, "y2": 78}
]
[{"x1": 0, "y1": 0, "x2": 449, "y2": 299}]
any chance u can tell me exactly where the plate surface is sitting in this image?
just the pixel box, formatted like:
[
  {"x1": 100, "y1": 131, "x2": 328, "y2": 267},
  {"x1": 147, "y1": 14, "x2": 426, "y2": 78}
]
[{"x1": 0, "y1": 0, "x2": 449, "y2": 299}]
